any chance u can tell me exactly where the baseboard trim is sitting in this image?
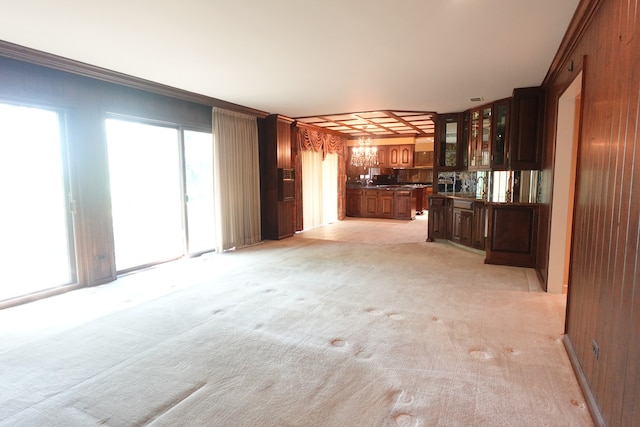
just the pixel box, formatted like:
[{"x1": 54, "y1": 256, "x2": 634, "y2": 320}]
[{"x1": 563, "y1": 335, "x2": 606, "y2": 427}]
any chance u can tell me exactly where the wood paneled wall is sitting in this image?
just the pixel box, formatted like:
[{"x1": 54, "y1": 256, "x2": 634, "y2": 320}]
[
  {"x1": 541, "y1": 1, "x2": 639, "y2": 425},
  {"x1": 0, "y1": 55, "x2": 213, "y2": 288}
]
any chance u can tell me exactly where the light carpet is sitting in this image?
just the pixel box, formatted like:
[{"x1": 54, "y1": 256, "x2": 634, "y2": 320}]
[{"x1": 0, "y1": 216, "x2": 593, "y2": 426}]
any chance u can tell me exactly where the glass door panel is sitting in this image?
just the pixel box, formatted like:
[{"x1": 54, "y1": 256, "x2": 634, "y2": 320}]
[
  {"x1": 480, "y1": 107, "x2": 492, "y2": 168},
  {"x1": 184, "y1": 130, "x2": 215, "y2": 254},
  {"x1": 437, "y1": 113, "x2": 462, "y2": 171},
  {"x1": 469, "y1": 110, "x2": 480, "y2": 168},
  {"x1": 0, "y1": 103, "x2": 75, "y2": 301},
  {"x1": 492, "y1": 100, "x2": 509, "y2": 169},
  {"x1": 106, "y1": 118, "x2": 183, "y2": 271}
]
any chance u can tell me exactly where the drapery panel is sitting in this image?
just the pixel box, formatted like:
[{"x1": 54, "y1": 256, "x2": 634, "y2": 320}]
[
  {"x1": 301, "y1": 150, "x2": 323, "y2": 229},
  {"x1": 296, "y1": 127, "x2": 347, "y2": 224},
  {"x1": 301, "y1": 151, "x2": 339, "y2": 230},
  {"x1": 212, "y1": 107, "x2": 261, "y2": 251}
]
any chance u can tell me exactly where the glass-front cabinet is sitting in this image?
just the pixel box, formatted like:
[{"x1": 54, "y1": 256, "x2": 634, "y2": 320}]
[
  {"x1": 491, "y1": 98, "x2": 510, "y2": 170},
  {"x1": 469, "y1": 106, "x2": 492, "y2": 170},
  {"x1": 436, "y1": 112, "x2": 464, "y2": 171}
]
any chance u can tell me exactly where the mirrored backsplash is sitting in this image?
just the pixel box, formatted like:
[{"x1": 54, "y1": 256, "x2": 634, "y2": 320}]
[{"x1": 437, "y1": 170, "x2": 542, "y2": 203}]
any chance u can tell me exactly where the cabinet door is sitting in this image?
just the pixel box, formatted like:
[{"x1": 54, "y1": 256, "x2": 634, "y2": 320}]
[
  {"x1": 491, "y1": 99, "x2": 510, "y2": 170},
  {"x1": 460, "y1": 210, "x2": 474, "y2": 246},
  {"x1": 427, "y1": 197, "x2": 446, "y2": 240},
  {"x1": 510, "y1": 87, "x2": 543, "y2": 170},
  {"x1": 469, "y1": 107, "x2": 492, "y2": 170},
  {"x1": 378, "y1": 193, "x2": 394, "y2": 217},
  {"x1": 480, "y1": 107, "x2": 491, "y2": 169},
  {"x1": 376, "y1": 145, "x2": 388, "y2": 168},
  {"x1": 388, "y1": 146, "x2": 400, "y2": 167},
  {"x1": 472, "y1": 203, "x2": 486, "y2": 249},
  {"x1": 393, "y1": 191, "x2": 415, "y2": 219},
  {"x1": 428, "y1": 208, "x2": 445, "y2": 239},
  {"x1": 364, "y1": 191, "x2": 378, "y2": 216},
  {"x1": 451, "y1": 208, "x2": 463, "y2": 243},
  {"x1": 346, "y1": 190, "x2": 363, "y2": 217},
  {"x1": 400, "y1": 145, "x2": 413, "y2": 167},
  {"x1": 436, "y1": 113, "x2": 464, "y2": 171}
]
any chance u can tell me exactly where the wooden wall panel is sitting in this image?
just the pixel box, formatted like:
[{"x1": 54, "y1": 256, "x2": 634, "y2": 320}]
[{"x1": 541, "y1": 1, "x2": 640, "y2": 425}]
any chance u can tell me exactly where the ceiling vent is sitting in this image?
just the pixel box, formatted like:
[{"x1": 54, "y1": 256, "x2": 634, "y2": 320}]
[{"x1": 470, "y1": 96, "x2": 484, "y2": 102}]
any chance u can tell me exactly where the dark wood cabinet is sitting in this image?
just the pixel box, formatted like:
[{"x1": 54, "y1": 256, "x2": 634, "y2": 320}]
[
  {"x1": 259, "y1": 114, "x2": 295, "y2": 240},
  {"x1": 472, "y1": 202, "x2": 486, "y2": 250},
  {"x1": 378, "y1": 192, "x2": 394, "y2": 217},
  {"x1": 393, "y1": 190, "x2": 416, "y2": 219},
  {"x1": 387, "y1": 144, "x2": 414, "y2": 168},
  {"x1": 464, "y1": 87, "x2": 541, "y2": 172},
  {"x1": 364, "y1": 191, "x2": 378, "y2": 216},
  {"x1": 400, "y1": 145, "x2": 413, "y2": 168},
  {"x1": 427, "y1": 196, "x2": 448, "y2": 240},
  {"x1": 485, "y1": 204, "x2": 538, "y2": 267},
  {"x1": 491, "y1": 98, "x2": 510, "y2": 170},
  {"x1": 376, "y1": 145, "x2": 388, "y2": 168},
  {"x1": 509, "y1": 86, "x2": 543, "y2": 170},
  {"x1": 347, "y1": 188, "x2": 417, "y2": 220},
  {"x1": 451, "y1": 199, "x2": 474, "y2": 246},
  {"x1": 429, "y1": 195, "x2": 536, "y2": 267},
  {"x1": 468, "y1": 106, "x2": 492, "y2": 170},
  {"x1": 346, "y1": 189, "x2": 363, "y2": 217},
  {"x1": 435, "y1": 113, "x2": 465, "y2": 171}
]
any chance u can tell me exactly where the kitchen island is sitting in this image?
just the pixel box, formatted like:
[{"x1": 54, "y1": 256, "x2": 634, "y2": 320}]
[
  {"x1": 427, "y1": 193, "x2": 539, "y2": 268},
  {"x1": 346, "y1": 185, "x2": 427, "y2": 220}
]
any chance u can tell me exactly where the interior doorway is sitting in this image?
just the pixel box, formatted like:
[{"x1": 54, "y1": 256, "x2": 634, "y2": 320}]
[{"x1": 548, "y1": 72, "x2": 582, "y2": 294}]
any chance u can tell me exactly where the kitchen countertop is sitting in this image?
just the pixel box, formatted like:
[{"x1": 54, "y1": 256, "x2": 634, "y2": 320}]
[{"x1": 347, "y1": 184, "x2": 431, "y2": 191}]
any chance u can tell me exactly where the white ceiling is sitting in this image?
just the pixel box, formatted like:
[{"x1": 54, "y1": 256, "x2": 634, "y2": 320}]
[{"x1": 0, "y1": 0, "x2": 579, "y2": 118}]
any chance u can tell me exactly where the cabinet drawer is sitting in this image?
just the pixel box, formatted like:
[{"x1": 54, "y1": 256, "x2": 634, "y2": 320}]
[
  {"x1": 430, "y1": 197, "x2": 445, "y2": 207},
  {"x1": 453, "y1": 199, "x2": 473, "y2": 210}
]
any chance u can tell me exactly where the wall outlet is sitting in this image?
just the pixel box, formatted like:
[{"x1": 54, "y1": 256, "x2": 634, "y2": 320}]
[{"x1": 591, "y1": 339, "x2": 600, "y2": 360}]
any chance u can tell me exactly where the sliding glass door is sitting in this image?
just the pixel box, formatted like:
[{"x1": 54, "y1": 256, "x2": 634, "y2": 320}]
[
  {"x1": 106, "y1": 119, "x2": 215, "y2": 272},
  {"x1": 0, "y1": 103, "x2": 75, "y2": 301},
  {"x1": 184, "y1": 130, "x2": 216, "y2": 254},
  {"x1": 106, "y1": 119, "x2": 184, "y2": 272}
]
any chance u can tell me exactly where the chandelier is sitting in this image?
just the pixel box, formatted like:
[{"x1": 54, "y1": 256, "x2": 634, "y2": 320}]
[{"x1": 350, "y1": 131, "x2": 378, "y2": 168}]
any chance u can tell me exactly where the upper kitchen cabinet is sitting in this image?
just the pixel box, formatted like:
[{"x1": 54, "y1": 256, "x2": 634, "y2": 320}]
[
  {"x1": 388, "y1": 144, "x2": 414, "y2": 168},
  {"x1": 509, "y1": 87, "x2": 543, "y2": 170},
  {"x1": 435, "y1": 113, "x2": 465, "y2": 171},
  {"x1": 491, "y1": 98, "x2": 510, "y2": 170},
  {"x1": 468, "y1": 106, "x2": 492, "y2": 170},
  {"x1": 467, "y1": 87, "x2": 541, "y2": 171}
]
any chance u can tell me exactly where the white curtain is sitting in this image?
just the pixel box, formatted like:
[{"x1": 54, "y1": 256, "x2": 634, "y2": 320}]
[
  {"x1": 212, "y1": 107, "x2": 261, "y2": 251},
  {"x1": 302, "y1": 150, "x2": 338, "y2": 229}
]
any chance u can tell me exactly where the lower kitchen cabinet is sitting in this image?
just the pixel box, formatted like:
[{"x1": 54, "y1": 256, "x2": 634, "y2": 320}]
[
  {"x1": 346, "y1": 187, "x2": 418, "y2": 220},
  {"x1": 472, "y1": 202, "x2": 486, "y2": 250},
  {"x1": 346, "y1": 189, "x2": 363, "y2": 217},
  {"x1": 427, "y1": 196, "x2": 449, "y2": 240},
  {"x1": 451, "y1": 199, "x2": 474, "y2": 246},
  {"x1": 485, "y1": 204, "x2": 538, "y2": 267},
  {"x1": 393, "y1": 190, "x2": 416, "y2": 219},
  {"x1": 379, "y1": 192, "x2": 394, "y2": 218},
  {"x1": 364, "y1": 191, "x2": 379, "y2": 216},
  {"x1": 428, "y1": 194, "x2": 538, "y2": 267}
]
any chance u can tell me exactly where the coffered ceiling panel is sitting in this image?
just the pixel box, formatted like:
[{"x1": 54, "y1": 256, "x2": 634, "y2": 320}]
[{"x1": 296, "y1": 110, "x2": 436, "y2": 138}]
